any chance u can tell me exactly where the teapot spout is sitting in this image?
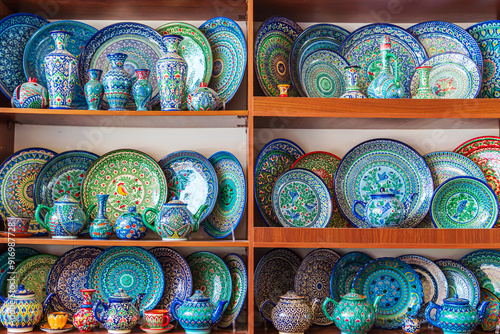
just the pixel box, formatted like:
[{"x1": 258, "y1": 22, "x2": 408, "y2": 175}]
[
  {"x1": 192, "y1": 204, "x2": 208, "y2": 233},
  {"x1": 403, "y1": 193, "x2": 417, "y2": 216},
  {"x1": 211, "y1": 300, "x2": 228, "y2": 325},
  {"x1": 477, "y1": 300, "x2": 490, "y2": 322},
  {"x1": 373, "y1": 294, "x2": 384, "y2": 313}
]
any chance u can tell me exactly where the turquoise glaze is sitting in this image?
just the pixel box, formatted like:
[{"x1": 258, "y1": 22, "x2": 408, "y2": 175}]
[
  {"x1": 93, "y1": 289, "x2": 144, "y2": 334},
  {"x1": 187, "y1": 83, "x2": 220, "y2": 111},
  {"x1": 84, "y1": 69, "x2": 103, "y2": 110},
  {"x1": 89, "y1": 194, "x2": 113, "y2": 240},
  {"x1": 132, "y1": 69, "x2": 152, "y2": 111},
  {"x1": 103, "y1": 53, "x2": 132, "y2": 111},
  {"x1": 11, "y1": 78, "x2": 49, "y2": 109}
]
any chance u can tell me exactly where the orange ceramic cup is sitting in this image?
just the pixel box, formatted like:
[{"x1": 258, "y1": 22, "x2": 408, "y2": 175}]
[
  {"x1": 48, "y1": 312, "x2": 69, "y2": 329},
  {"x1": 144, "y1": 309, "x2": 170, "y2": 329}
]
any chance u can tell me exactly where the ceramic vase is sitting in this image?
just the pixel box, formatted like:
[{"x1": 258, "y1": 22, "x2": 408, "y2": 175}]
[
  {"x1": 74, "y1": 289, "x2": 99, "y2": 332},
  {"x1": 132, "y1": 69, "x2": 152, "y2": 111},
  {"x1": 44, "y1": 30, "x2": 78, "y2": 109},
  {"x1": 156, "y1": 35, "x2": 187, "y2": 111},
  {"x1": 187, "y1": 83, "x2": 220, "y2": 111},
  {"x1": 115, "y1": 207, "x2": 147, "y2": 240},
  {"x1": 277, "y1": 84, "x2": 290, "y2": 97},
  {"x1": 103, "y1": 53, "x2": 132, "y2": 111},
  {"x1": 340, "y1": 66, "x2": 367, "y2": 98},
  {"x1": 89, "y1": 194, "x2": 113, "y2": 240},
  {"x1": 260, "y1": 291, "x2": 312, "y2": 334},
  {"x1": 11, "y1": 78, "x2": 49, "y2": 109},
  {"x1": 413, "y1": 66, "x2": 438, "y2": 99},
  {"x1": 84, "y1": 69, "x2": 104, "y2": 110},
  {"x1": 403, "y1": 315, "x2": 421, "y2": 334}
]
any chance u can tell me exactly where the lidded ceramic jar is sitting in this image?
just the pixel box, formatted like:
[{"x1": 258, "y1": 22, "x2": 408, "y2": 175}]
[
  {"x1": 260, "y1": 291, "x2": 312, "y2": 334},
  {"x1": 115, "y1": 207, "x2": 147, "y2": 240},
  {"x1": 187, "y1": 83, "x2": 220, "y2": 111},
  {"x1": 11, "y1": 77, "x2": 49, "y2": 109}
]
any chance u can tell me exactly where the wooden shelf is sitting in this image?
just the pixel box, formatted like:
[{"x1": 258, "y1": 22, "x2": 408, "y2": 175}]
[
  {"x1": 255, "y1": 324, "x2": 482, "y2": 334},
  {"x1": 4, "y1": 325, "x2": 248, "y2": 334}
]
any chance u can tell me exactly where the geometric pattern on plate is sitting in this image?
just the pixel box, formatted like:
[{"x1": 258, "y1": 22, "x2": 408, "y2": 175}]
[
  {"x1": 461, "y1": 249, "x2": 500, "y2": 301},
  {"x1": 219, "y1": 254, "x2": 247, "y2": 328},
  {"x1": 330, "y1": 251, "x2": 373, "y2": 301},
  {"x1": 435, "y1": 258, "x2": 480, "y2": 308},
  {"x1": 14, "y1": 254, "x2": 59, "y2": 303}
]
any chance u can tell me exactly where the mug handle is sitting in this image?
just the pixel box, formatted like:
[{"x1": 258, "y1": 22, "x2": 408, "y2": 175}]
[{"x1": 162, "y1": 312, "x2": 170, "y2": 327}]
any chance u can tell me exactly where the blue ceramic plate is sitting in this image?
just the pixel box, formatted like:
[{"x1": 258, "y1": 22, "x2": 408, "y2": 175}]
[
  {"x1": 219, "y1": 254, "x2": 247, "y2": 328},
  {"x1": 435, "y1": 258, "x2": 480, "y2": 308},
  {"x1": 0, "y1": 13, "x2": 48, "y2": 98},
  {"x1": 353, "y1": 257, "x2": 424, "y2": 329},
  {"x1": 199, "y1": 17, "x2": 246, "y2": 107},
  {"x1": 424, "y1": 151, "x2": 486, "y2": 188},
  {"x1": 159, "y1": 151, "x2": 217, "y2": 223},
  {"x1": 204, "y1": 151, "x2": 246, "y2": 238},
  {"x1": 330, "y1": 251, "x2": 373, "y2": 302},
  {"x1": 23, "y1": 20, "x2": 98, "y2": 109},
  {"x1": 461, "y1": 250, "x2": 500, "y2": 301}
]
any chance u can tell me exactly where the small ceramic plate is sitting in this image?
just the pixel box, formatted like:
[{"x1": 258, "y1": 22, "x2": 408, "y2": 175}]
[
  {"x1": 430, "y1": 176, "x2": 499, "y2": 229},
  {"x1": 272, "y1": 168, "x2": 332, "y2": 228},
  {"x1": 480, "y1": 288, "x2": 500, "y2": 331},
  {"x1": 330, "y1": 251, "x2": 373, "y2": 301},
  {"x1": 15, "y1": 254, "x2": 59, "y2": 303},
  {"x1": 0, "y1": 231, "x2": 34, "y2": 238},
  {"x1": 140, "y1": 324, "x2": 174, "y2": 334},
  {"x1": 461, "y1": 250, "x2": 500, "y2": 301},
  {"x1": 435, "y1": 258, "x2": 480, "y2": 308},
  {"x1": 219, "y1": 254, "x2": 247, "y2": 328},
  {"x1": 40, "y1": 324, "x2": 73, "y2": 333}
]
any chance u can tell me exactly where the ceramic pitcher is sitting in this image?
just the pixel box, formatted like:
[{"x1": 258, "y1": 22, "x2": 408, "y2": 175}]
[
  {"x1": 73, "y1": 289, "x2": 99, "y2": 332},
  {"x1": 89, "y1": 194, "x2": 113, "y2": 240},
  {"x1": 93, "y1": 289, "x2": 144, "y2": 334}
]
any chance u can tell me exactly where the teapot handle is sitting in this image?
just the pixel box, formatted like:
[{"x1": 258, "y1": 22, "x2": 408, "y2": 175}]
[
  {"x1": 170, "y1": 298, "x2": 183, "y2": 321},
  {"x1": 260, "y1": 299, "x2": 276, "y2": 323},
  {"x1": 34, "y1": 205, "x2": 52, "y2": 232},
  {"x1": 425, "y1": 301, "x2": 440, "y2": 328},
  {"x1": 352, "y1": 201, "x2": 366, "y2": 221},
  {"x1": 322, "y1": 297, "x2": 338, "y2": 321},
  {"x1": 92, "y1": 300, "x2": 108, "y2": 324},
  {"x1": 142, "y1": 207, "x2": 158, "y2": 231},
  {"x1": 387, "y1": 52, "x2": 401, "y2": 87}
]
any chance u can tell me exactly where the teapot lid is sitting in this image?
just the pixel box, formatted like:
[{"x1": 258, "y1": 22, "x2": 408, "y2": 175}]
[
  {"x1": 342, "y1": 289, "x2": 367, "y2": 301},
  {"x1": 187, "y1": 290, "x2": 210, "y2": 302},
  {"x1": 167, "y1": 196, "x2": 187, "y2": 206},
  {"x1": 55, "y1": 194, "x2": 80, "y2": 204},
  {"x1": 444, "y1": 294, "x2": 469, "y2": 305},
  {"x1": 109, "y1": 288, "x2": 133, "y2": 302},
  {"x1": 280, "y1": 291, "x2": 304, "y2": 300},
  {"x1": 10, "y1": 284, "x2": 35, "y2": 297}
]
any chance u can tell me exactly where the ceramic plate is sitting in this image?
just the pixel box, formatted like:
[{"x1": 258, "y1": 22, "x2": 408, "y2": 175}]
[
  {"x1": 272, "y1": 168, "x2": 332, "y2": 228},
  {"x1": 148, "y1": 247, "x2": 192, "y2": 311},
  {"x1": 81, "y1": 149, "x2": 167, "y2": 223},
  {"x1": 40, "y1": 324, "x2": 73, "y2": 333},
  {"x1": 397, "y1": 254, "x2": 449, "y2": 322},
  {"x1": 204, "y1": 151, "x2": 246, "y2": 238},
  {"x1": 46, "y1": 246, "x2": 103, "y2": 314},
  {"x1": 14, "y1": 254, "x2": 58, "y2": 303},
  {"x1": 424, "y1": 151, "x2": 486, "y2": 188},
  {"x1": 353, "y1": 257, "x2": 424, "y2": 329},
  {"x1": 159, "y1": 150, "x2": 217, "y2": 222},
  {"x1": 334, "y1": 139, "x2": 433, "y2": 228},
  {"x1": 430, "y1": 176, "x2": 499, "y2": 229},
  {"x1": 480, "y1": 288, "x2": 500, "y2": 331},
  {"x1": 219, "y1": 254, "x2": 247, "y2": 328},
  {"x1": 408, "y1": 21, "x2": 483, "y2": 73},
  {"x1": 87, "y1": 246, "x2": 164, "y2": 311},
  {"x1": 186, "y1": 251, "x2": 232, "y2": 312},
  {"x1": 467, "y1": 20, "x2": 500, "y2": 98},
  {"x1": 255, "y1": 17, "x2": 303, "y2": 96},
  {"x1": 0, "y1": 13, "x2": 48, "y2": 98},
  {"x1": 435, "y1": 259, "x2": 480, "y2": 308},
  {"x1": 330, "y1": 251, "x2": 373, "y2": 301},
  {"x1": 295, "y1": 249, "x2": 341, "y2": 326},
  {"x1": 0, "y1": 247, "x2": 40, "y2": 296},
  {"x1": 199, "y1": 17, "x2": 246, "y2": 107},
  {"x1": 78, "y1": 22, "x2": 163, "y2": 110},
  {"x1": 410, "y1": 52, "x2": 481, "y2": 99},
  {"x1": 0, "y1": 231, "x2": 34, "y2": 238},
  {"x1": 338, "y1": 23, "x2": 427, "y2": 96},
  {"x1": 461, "y1": 250, "x2": 500, "y2": 300},
  {"x1": 0, "y1": 148, "x2": 56, "y2": 222},
  {"x1": 23, "y1": 20, "x2": 98, "y2": 109}
]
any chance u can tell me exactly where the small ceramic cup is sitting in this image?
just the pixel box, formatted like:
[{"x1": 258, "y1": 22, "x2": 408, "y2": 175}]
[
  {"x1": 145, "y1": 309, "x2": 170, "y2": 329},
  {"x1": 48, "y1": 312, "x2": 69, "y2": 329},
  {"x1": 7, "y1": 217, "x2": 30, "y2": 233}
]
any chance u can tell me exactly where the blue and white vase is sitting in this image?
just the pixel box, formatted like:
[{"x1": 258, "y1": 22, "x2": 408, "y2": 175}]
[
  {"x1": 103, "y1": 53, "x2": 132, "y2": 111},
  {"x1": 44, "y1": 30, "x2": 77, "y2": 109},
  {"x1": 115, "y1": 207, "x2": 147, "y2": 240},
  {"x1": 340, "y1": 66, "x2": 367, "y2": 98},
  {"x1": 132, "y1": 69, "x2": 152, "y2": 111},
  {"x1": 156, "y1": 35, "x2": 187, "y2": 111},
  {"x1": 187, "y1": 83, "x2": 220, "y2": 111},
  {"x1": 84, "y1": 69, "x2": 104, "y2": 110}
]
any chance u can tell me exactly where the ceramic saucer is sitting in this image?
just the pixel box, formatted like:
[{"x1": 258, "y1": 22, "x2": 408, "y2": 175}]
[
  {"x1": 0, "y1": 231, "x2": 34, "y2": 238},
  {"x1": 140, "y1": 324, "x2": 174, "y2": 334},
  {"x1": 40, "y1": 324, "x2": 73, "y2": 333}
]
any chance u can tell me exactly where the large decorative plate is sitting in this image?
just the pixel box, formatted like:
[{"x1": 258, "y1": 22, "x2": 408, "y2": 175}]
[
  {"x1": 424, "y1": 151, "x2": 486, "y2": 188},
  {"x1": 290, "y1": 24, "x2": 350, "y2": 97},
  {"x1": 334, "y1": 139, "x2": 433, "y2": 228},
  {"x1": 330, "y1": 251, "x2": 373, "y2": 302},
  {"x1": 407, "y1": 21, "x2": 483, "y2": 74},
  {"x1": 255, "y1": 248, "x2": 301, "y2": 320},
  {"x1": 14, "y1": 254, "x2": 58, "y2": 303},
  {"x1": 461, "y1": 250, "x2": 500, "y2": 300},
  {"x1": 294, "y1": 249, "x2": 340, "y2": 326},
  {"x1": 352, "y1": 257, "x2": 424, "y2": 329},
  {"x1": 81, "y1": 149, "x2": 167, "y2": 223},
  {"x1": 78, "y1": 22, "x2": 163, "y2": 110},
  {"x1": 397, "y1": 254, "x2": 449, "y2": 322},
  {"x1": 87, "y1": 246, "x2": 164, "y2": 311},
  {"x1": 0, "y1": 247, "x2": 40, "y2": 296},
  {"x1": 255, "y1": 17, "x2": 303, "y2": 97},
  {"x1": 23, "y1": 20, "x2": 97, "y2": 109},
  {"x1": 0, "y1": 13, "x2": 48, "y2": 98},
  {"x1": 435, "y1": 259, "x2": 480, "y2": 308},
  {"x1": 204, "y1": 152, "x2": 246, "y2": 238},
  {"x1": 467, "y1": 20, "x2": 500, "y2": 98},
  {"x1": 186, "y1": 252, "x2": 232, "y2": 312},
  {"x1": 0, "y1": 148, "x2": 56, "y2": 222},
  {"x1": 257, "y1": 138, "x2": 305, "y2": 162},
  {"x1": 159, "y1": 151, "x2": 217, "y2": 222},
  {"x1": 299, "y1": 49, "x2": 348, "y2": 98},
  {"x1": 430, "y1": 176, "x2": 499, "y2": 229},
  {"x1": 272, "y1": 168, "x2": 332, "y2": 228},
  {"x1": 338, "y1": 23, "x2": 427, "y2": 96},
  {"x1": 46, "y1": 247, "x2": 103, "y2": 314},
  {"x1": 480, "y1": 288, "x2": 500, "y2": 331},
  {"x1": 149, "y1": 247, "x2": 192, "y2": 311},
  {"x1": 409, "y1": 52, "x2": 481, "y2": 99},
  {"x1": 198, "y1": 17, "x2": 246, "y2": 107},
  {"x1": 219, "y1": 254, "x2": 247, "y2": 328}
]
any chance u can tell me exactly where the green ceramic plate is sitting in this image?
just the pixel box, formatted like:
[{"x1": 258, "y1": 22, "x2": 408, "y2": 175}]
[
  {"x1": 14, "y1": 254, "x2": 58, "y2": 303},
  {"x1": 219, "y1": 254, "x2": 247, "y2": 328},
  {"x1": 461, "y1": 250, "x2": 500, "y2": 301}
]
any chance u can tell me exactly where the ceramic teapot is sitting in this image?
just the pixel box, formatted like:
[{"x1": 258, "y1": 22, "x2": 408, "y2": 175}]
[
  {"x1": 93, "y1": 289, "x2": 145, "y2": 334},
  {"x1": 323, "y1": 289, "x2": 383, "y2": 334},
  {"x1": 35, "y1": 194, "x2": 95, "y2": 238},
  {"x1": 0, "y1": 284, "x2": 54, "y2": 332},
  {"x1": 425, "y1": 294, "x2": 489, "y2": 334},
  {"x1": 170, "y1": 290, "x2": 227, "y2": 334},
  {"x1": 143, "y1": 197, "x2": 207, "y2": 241}
]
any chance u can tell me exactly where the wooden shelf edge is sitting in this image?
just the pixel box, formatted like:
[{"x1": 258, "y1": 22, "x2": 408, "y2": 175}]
[
  {"x1": 1, "y1": 325, "x2": 248, "y2": 334},
  {"x1": 255, "y1": 324, "x2": 476, "y2": 334},
  {"x1": 0, "y1": 108, "x2": 249, "y2": 117}
]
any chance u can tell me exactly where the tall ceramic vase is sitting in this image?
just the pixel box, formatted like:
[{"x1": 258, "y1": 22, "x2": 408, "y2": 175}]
[
  {"x1": 103, "y1": 53, "x2": 132, "y2": 111},
  {"x1": 413, "y1": 66, "x2": 438, "y2": 99},
  {"x1": 44, "y1": 30, "x2": 77, "y2": 109},
  {"x1": 84, "y1": 69, "x2": 104, "y2": 110},
  {"x1": 132, "y1": 69, "x2": 152, "y2": 111},
  {"x1": 89, "y1": 194, "x2": 113, "y2": 240},
  {"x1": 340, "y1": 66, "x2": 367, "y2": 98},
  {"x1": 73, "y1": 289, "x2": 99, "y2": 332},
  {"x1": 156, "y1": 35, "x2": 187, "y2": 111}
]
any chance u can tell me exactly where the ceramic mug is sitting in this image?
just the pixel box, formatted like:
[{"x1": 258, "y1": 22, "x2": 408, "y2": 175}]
[
  {"x1": 7, "y1": 217, "x2": 30, "y2": 233},
  {"x1": 48, "y1": 312, "x2": 69, "y2": 329},
  {"x1": 145, "y1": 309, "x2": 170, "y2": 329}
]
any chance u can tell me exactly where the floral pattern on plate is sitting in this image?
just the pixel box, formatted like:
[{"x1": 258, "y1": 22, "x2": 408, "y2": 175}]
[
  {"x1": 435, "y1": 259, "x2": 480, "y2": 308},
  {"x1": 14, "y1": 254, "x2": 58, "y2": 303}
]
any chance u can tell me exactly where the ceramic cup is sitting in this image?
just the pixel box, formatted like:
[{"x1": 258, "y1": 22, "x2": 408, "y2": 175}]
[
  {"x1": 7, "y1": 217, "x2": 30, "y2": 233},
  {"x1": 145, "y1": 309, "x2": 170, "y2": 329},
  {"x1": 48, "y1": 312, "x2": 69, "y2": 329}
]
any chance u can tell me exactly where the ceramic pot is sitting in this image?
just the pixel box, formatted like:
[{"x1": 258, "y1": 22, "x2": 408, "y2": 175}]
[
  {"x1": 132, "y1": 69, "x2": 153, "y2": 111},
  {"x1": 84, "y1": 69, "x2": 104, "y2": 110},
  {"x1": 11, "y1": 78, "x2": 49, "y2": 109},
  {"x1": 89, "y1": 194, "x2": 113, "y2": 240},
  {"x1": 115, "y1": 207, "x2": 147, "y2": 240},
  {"x1": 93, "y1": 289, "x2": 144, "y2": 334},
  {"x1": 156, "y1": 35, "x2": 187, "y2": 111},
  {"x1": 403, "y1": 315, "x2": 421, "y2": 334},
  {"x1": 340, "y1": 66, "x2": 367, "y2": 98},
  {"x1": 73, "y1": 289, "x2": 99, "y2": 332},
  {"x1": 44, "y1": 30, "x2": 78, "y2": 109},
  {"x1": 103, "y1": 53, "x2": 132, "y2": 111},
  {"x1": 278, "y1": 84, "x2": 290, "y2": 97},
  {"x1": 260, "y1": 291, "x2": 313, "y2": 334},
  {"x1": 413, "y1": 66, "x2": 438, "y2": 99},
  {"x1": 187, "y1": 83, "x2": 220, "y2": 111}
]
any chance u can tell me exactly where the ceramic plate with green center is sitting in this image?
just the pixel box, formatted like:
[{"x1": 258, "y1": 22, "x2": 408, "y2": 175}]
[
  {"x1": 14, "y1": 254, "x2": 58, "y2": 303},
  {"x1": 219, "y1": 254, "x2": 247, "y2": 328}
]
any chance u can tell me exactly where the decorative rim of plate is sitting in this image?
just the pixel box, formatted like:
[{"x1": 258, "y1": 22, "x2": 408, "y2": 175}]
[
  {"x1": 435, "y1": 258, "x2": 480, "y2": 308},
  {"x1": 14, "y1": 254, "x2": 59, "y2": 303},
  {"x1": 454, "y1": 136, "x2": 500, "y2": 155},
  {"x1": 479, "y1": 288, "x2": 500, "y2": 331},
  {"x1": 461, "y1": 249, "x2": 500, "y2": 301},
  {"x1": 292, "y1": 151, "x2": 342, "y2": 168},
  {"x1": 219, "y1": 253, "x2": 247, "y2": 328},
  {"x1": 329, "y1": 251, "x2": 374, "y2": 302}
]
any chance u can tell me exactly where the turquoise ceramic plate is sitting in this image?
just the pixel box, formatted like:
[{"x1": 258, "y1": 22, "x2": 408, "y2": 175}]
[
  {"x1": 424, "y1": 151, "x2": 486, "y2": 188},
  {"x1": 330, "y1": 251, "x2": 373, "y2": 302},
  {"x1": 461, "y1": 250, "x2": 500, "y2": 301},
  {"x1": 435, "y1": 258, "x2": 480, "y2": 308},
  {"x1": 219, "y1": 254, "x2": 247, "y2": 328}
]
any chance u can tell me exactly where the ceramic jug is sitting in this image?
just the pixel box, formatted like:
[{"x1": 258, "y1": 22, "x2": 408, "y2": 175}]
[
  {"x1": 93, "y1": 289, "x2": 145, "y2": 334},
  {"x1": 187, "y1": 83, "x2": 220, "y2": 111},
  {"x1": 73, "y1": 289, "x2": 99, "y2": 332},
  {"x1": 11, "y1": 77, "x2": 49, "y2": 109},
  {"x1": 132, "y1": 69, "x2": 153, "y2": 111},
  {"x1": 413, "y1": 66, "x2": 438, "y2": 99},
  {"x1": 0, "y1": 284, "x2": 54, "y2": 332},
  {"x1": 89, "y1": 194, "x2": 113, "y2": 240},
  {"x1": 340, "y1": 66, "x2": 367, "y2": 98},
  {"x1": 425, "y1": 294, "x2": 488, "y2": 334},
  {"x1": 35, "y1": 194, "x2": 95, "y2": 238},
  {"x1": 143, "y1": 198, "x2": 207, "y2": 241},
  {"x1": 84, "y1": 69, "x2": 104, "y2": 110},
  {"x1": 322, "y1": 289, "x2": 382, "y2": 334},
  {"x1": 115, "y1": 207, "x2": 147, "y2": 240},
  {"x1": 103, "y1": 53, "x2": 132, "y2": 111},
  {"x1": 170, "y1": 290, "x2": 227, "y2": 334},
  {"x1": 352, "y1": 192, "x2": 416, "y2": 228}
]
